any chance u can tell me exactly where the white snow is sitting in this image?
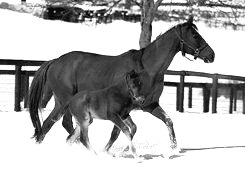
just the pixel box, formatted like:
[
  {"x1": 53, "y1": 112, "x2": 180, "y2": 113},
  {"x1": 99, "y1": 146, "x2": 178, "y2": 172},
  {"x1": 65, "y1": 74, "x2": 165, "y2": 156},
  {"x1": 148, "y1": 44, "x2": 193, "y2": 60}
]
[
  {"x1": 1, "y1": 8, "x2": 245, "y2": 180},
  {"x1": 0, "y1": 111, "x2": 245, "y2": 180}
]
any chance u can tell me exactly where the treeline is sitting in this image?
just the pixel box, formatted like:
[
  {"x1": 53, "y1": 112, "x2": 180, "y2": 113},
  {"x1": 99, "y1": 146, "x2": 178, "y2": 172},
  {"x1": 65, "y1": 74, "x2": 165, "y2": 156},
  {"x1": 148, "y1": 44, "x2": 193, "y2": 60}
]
[
  {"x1": 43, "y1": 5, "x2": 141, "y2": 23},
  {"x1": 1, "y1": 1, "x2": 244, "y2": 30},
  {"x1": 43, "y1": 4, "x2": 245, "y2": 30}
]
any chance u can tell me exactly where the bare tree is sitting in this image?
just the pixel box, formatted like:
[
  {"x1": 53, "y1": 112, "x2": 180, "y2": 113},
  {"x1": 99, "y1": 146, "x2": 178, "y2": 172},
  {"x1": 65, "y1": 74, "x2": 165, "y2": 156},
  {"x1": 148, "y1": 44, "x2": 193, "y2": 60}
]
[
  {"x1": 125, "y1": 0, "x2": 132, "y2": 9},
  {"x1": 139, "y1": 0, "x2": 163, "y2": 48},
  {"x1": 44, "y1": 0, "x2": 245, "y2": 47},
  {"x1": 45, "y1": 0, "x2": 164, "y2": 49}
]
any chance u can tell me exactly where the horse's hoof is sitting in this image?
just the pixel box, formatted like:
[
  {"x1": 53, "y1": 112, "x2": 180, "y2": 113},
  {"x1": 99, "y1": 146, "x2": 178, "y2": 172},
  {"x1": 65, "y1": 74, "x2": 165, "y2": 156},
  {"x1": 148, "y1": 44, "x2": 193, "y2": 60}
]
[
  {"x1": 170, "y1": 142, "x2": 178, "y2": 150},
  {"x1": 35, "y1": 135, "x2": 45, "y2": 144},
  {"x1": 122, "y1": 146, "x2": 130, "y2": 152},
  {"x1": 135, "y1": 156, "x2": 144, "y2": 163},
  {"x1": 164, "y1": 147, "x2": 181, "y2": 159},
  {"x1": 171, "y1": 147, "x2": 181, "y2": 155}
]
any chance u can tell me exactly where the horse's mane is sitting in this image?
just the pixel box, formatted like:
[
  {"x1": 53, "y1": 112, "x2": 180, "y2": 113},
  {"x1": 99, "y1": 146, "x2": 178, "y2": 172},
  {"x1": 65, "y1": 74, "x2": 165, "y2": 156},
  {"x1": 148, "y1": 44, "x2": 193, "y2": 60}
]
[
  {"x1": 182, "y1": 21, "x2": 198, "y2": 31},
  {"x1": 155, "y1": 21, "x2": 198, "y2": 41}
]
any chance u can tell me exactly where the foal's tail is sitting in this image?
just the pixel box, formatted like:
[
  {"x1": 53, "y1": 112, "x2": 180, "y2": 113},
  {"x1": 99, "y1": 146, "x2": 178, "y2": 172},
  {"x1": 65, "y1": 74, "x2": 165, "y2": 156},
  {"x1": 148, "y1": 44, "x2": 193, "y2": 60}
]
[{"x1": 29, "y1": 60, "x2": 55, "y2": 141}]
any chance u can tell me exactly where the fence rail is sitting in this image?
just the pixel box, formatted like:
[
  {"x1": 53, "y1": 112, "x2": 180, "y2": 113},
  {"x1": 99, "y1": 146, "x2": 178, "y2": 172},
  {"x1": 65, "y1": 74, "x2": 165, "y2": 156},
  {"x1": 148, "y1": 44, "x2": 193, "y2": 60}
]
[{"x1": 1, "y1": 59, "x2": 245, "y2": 114}]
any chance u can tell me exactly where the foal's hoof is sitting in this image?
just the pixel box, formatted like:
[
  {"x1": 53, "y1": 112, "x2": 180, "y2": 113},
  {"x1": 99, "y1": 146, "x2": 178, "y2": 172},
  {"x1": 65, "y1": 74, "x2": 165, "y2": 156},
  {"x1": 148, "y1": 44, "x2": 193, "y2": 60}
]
[
  {"x1": 122, "y1": 146, "x2": 130, "y2": 152},
  {"x1": 35, "y1": 135, "x2": 45, "y2": 144},
  {"x1": 100, "y1": 150, "x2": 116, "y2": 158}
]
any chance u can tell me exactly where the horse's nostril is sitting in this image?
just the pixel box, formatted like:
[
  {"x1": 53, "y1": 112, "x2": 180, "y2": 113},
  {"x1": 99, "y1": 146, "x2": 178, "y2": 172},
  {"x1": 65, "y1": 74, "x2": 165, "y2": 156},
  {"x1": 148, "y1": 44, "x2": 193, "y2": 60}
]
[
  {"x1": 204, "y1": 52, "x2": 215, "y2": 63},
  {"x1": 209, "y1": 53, "x2": 215, "y2": 63}
]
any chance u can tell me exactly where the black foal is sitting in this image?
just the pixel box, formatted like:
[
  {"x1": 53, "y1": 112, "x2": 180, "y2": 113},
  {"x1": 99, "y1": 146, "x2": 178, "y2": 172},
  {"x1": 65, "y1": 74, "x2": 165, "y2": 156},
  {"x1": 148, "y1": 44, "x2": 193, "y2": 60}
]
[{"x1": 64, "y1": 70, "x2": 144, "y2": 157}]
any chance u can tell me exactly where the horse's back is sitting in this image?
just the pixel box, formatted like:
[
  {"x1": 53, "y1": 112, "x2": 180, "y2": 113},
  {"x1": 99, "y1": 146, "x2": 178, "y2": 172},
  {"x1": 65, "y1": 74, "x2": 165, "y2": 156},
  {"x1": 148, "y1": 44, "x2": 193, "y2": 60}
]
[{"x1": 46, "y1": 50, "x2": 143, "y2": 101}]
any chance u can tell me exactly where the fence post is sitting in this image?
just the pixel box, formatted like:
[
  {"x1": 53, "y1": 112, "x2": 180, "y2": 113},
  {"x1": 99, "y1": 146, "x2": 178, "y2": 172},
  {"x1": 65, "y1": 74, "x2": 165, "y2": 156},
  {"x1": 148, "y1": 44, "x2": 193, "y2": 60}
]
[
  {"x1": 178, "y1": 72, "x2": 185, "y2": 112},
  {"x1": 188, "y1": 85, "x2": 192, "y2": 108},
  {"x1": 229, "y1": 85, "x2": 234, "y2": 114},
  {"x1": 243, "y1": 84, "x2": 245, "y2": 114},
  {"x1": 14, "y1": 65, "x2": 22, "y2": 112},
  {"x1": 176, "y1": 85, "x2": 179, "y2": 111},
  {"x1": 23, "y1": 71, "x2": 29, "y2": 108},
  {"x1": 211, "y1": 74, "x2": 218, "y2": 113},
  {"x1": 233, "y1": 85, "x2": 237, "y2": 112},
  {"x1": 203, "y1": 84, "x2": 210, "y2": 113}
]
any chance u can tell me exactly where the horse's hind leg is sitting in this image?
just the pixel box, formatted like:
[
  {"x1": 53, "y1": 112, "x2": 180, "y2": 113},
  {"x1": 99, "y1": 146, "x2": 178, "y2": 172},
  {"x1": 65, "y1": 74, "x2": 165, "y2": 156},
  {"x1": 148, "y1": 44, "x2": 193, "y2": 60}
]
[
  {"x1": 41, "y1": 84, "x2": 53, "y2": 108},
  {"x1": 62, "y1": 111, "x2": 74, "y2": 135},
  {"x1": 37, "y1": 98, "x2": 64, "y2": 143}
]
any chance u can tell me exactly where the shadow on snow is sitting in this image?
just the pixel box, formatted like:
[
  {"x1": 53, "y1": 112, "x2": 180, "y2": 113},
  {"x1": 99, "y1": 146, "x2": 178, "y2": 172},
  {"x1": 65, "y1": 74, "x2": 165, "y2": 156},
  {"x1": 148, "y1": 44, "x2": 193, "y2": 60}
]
[
  {"x1": 180, "y1": 145, "x2": 245, "y2": 153},
  {"x1": 119, "y1": 146, "x2": 245, "y2": 160}
]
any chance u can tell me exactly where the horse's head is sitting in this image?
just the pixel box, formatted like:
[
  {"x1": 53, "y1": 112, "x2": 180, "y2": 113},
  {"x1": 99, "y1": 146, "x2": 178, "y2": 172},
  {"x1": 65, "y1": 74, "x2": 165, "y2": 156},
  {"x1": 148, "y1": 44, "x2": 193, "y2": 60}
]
[
  {"x1": 175, "y1": 16, "x2": 215, "y2": 63},
  {"x1": 126, "y1": 70, "x2": 145, "y2": 105}
]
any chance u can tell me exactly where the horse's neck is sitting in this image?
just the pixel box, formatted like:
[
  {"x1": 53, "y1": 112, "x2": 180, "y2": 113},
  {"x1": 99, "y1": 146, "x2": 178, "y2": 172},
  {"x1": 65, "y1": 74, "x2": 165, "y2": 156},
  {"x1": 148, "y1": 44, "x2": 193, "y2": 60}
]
[
  {"x1": 141, "y1": 27, "x2": 180, "y2": 76},
  {"x1": 110, "y1": 80, "x2": 131, "y2": 99}
]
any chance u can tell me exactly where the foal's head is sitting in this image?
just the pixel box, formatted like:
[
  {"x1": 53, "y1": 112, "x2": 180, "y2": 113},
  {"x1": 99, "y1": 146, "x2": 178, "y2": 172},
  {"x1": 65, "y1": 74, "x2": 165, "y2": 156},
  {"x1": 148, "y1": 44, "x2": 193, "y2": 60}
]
[
  {"x1": 175, "y1": 16, "x2": 215, "y2": 63},
  {"x1": 126, "y1": 70, "x2": 145, "y2": 105}
]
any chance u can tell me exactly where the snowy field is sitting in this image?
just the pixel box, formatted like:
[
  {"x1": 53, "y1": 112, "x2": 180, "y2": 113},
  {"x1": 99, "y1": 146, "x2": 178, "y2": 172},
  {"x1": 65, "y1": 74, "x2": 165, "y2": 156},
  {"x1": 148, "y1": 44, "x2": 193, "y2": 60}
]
[
  {"x1": 1, "y1": 7, "x2": 245, "y2": 180},
  {"x1": 1, "y1": 110, "x2": 245, "y2": 180}
]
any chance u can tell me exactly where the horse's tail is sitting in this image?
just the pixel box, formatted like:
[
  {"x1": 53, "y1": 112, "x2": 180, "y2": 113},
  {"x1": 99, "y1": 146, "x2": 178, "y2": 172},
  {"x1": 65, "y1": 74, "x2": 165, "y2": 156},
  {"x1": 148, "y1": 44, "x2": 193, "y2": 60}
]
[{"x1": 29, "y1": 60, "x2": 54, "y2": 141}]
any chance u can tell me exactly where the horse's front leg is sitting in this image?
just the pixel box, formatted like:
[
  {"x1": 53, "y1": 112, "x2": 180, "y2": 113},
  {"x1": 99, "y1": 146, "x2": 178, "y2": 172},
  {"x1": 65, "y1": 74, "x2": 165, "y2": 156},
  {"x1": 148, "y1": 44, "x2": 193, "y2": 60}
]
[
  {"x1": 104, "y1": 115, "x2": 137, "y2": 152},
  {"x1": 104, "y1": 125, "x2": 121, "y2": 152},
  {"x1": 146, "y1": 104, "x2": 177, "y2": 150}
]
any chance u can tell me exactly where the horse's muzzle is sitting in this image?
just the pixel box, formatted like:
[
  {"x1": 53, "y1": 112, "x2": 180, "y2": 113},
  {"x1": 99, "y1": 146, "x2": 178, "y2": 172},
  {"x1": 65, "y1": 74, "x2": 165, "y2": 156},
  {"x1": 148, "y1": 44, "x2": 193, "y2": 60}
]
[{"x1": 204, "y1": 52, "x2": 215, "y2": 63}]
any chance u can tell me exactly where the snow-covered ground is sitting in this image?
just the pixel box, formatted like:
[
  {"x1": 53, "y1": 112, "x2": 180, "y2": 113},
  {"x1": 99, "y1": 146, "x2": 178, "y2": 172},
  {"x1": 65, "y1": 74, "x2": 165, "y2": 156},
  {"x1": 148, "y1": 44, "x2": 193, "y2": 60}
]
[
  {"x1": 1, "y1": 8, "x2": 245, "y2": 180},
  {"x1": 1, "y1": 110, "x2": 245, "y2": 180}
]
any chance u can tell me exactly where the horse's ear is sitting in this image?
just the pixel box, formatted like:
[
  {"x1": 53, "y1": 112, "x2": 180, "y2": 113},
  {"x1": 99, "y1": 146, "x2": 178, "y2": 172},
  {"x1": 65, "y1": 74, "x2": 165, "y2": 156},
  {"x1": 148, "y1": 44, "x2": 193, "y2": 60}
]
[{"x1": 187, "y1": 16, "x2": 194, "y2": 24}]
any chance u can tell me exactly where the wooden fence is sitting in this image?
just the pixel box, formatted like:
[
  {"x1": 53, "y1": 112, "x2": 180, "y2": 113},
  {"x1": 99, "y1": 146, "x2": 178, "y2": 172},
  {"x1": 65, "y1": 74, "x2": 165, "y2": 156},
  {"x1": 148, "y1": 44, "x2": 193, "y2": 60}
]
[
  {"x1": 1, "y1": 59, "x2": 245, "y2": 114},
  {"x1": 165, "y1": 70, "x2": 245, "y2": 113}
]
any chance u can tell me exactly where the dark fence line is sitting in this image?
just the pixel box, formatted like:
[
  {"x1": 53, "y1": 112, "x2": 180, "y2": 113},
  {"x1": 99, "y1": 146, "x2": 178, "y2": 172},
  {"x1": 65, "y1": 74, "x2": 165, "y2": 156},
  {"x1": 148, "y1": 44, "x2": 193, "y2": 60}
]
[
  {"x1": 166, "y1": 70, "x2": 245, "y2": 113},
  {"x1": 1, "y1": 59, "x2": 245, "y2": 114}
]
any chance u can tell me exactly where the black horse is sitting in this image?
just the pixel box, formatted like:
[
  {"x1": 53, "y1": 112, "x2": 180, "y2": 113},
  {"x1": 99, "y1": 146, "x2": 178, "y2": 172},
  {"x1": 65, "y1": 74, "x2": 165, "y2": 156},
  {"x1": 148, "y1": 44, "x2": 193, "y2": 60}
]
[
  {"x1": 64, "y1": 70, "x2": 144, "y2": 157},
  {"x1": 29, "y1": 17, "x2": 215, "y2": 152}
]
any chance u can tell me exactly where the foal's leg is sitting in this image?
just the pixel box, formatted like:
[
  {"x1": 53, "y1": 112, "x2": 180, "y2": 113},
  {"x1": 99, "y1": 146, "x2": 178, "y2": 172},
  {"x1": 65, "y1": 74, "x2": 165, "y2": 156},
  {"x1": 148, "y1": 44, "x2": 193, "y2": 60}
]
[
  {"x1": 80, "y1": 125, "x2": 96, "y2": 154},
  {"x1": 104, "y1": 115, "x2": 137, "y2": 152},
  {"x1": 148, "y1": 105, "x2": 177, "y2": 149},
  {"x1": 66, "y1": 122, "x2": 80, "y2": 144},
  {"x1": 110, "y1": 114, "x2": 138, "y2": 158},
  {"x1": 76, "y1": 116, "x2": 96, "y2": 154},
  {"x1": 104, "y1": 125, "x2": 121, "y2": 152},
  {"x1": 124, "y1": 116, "x2": 137, "y2": 138}
]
